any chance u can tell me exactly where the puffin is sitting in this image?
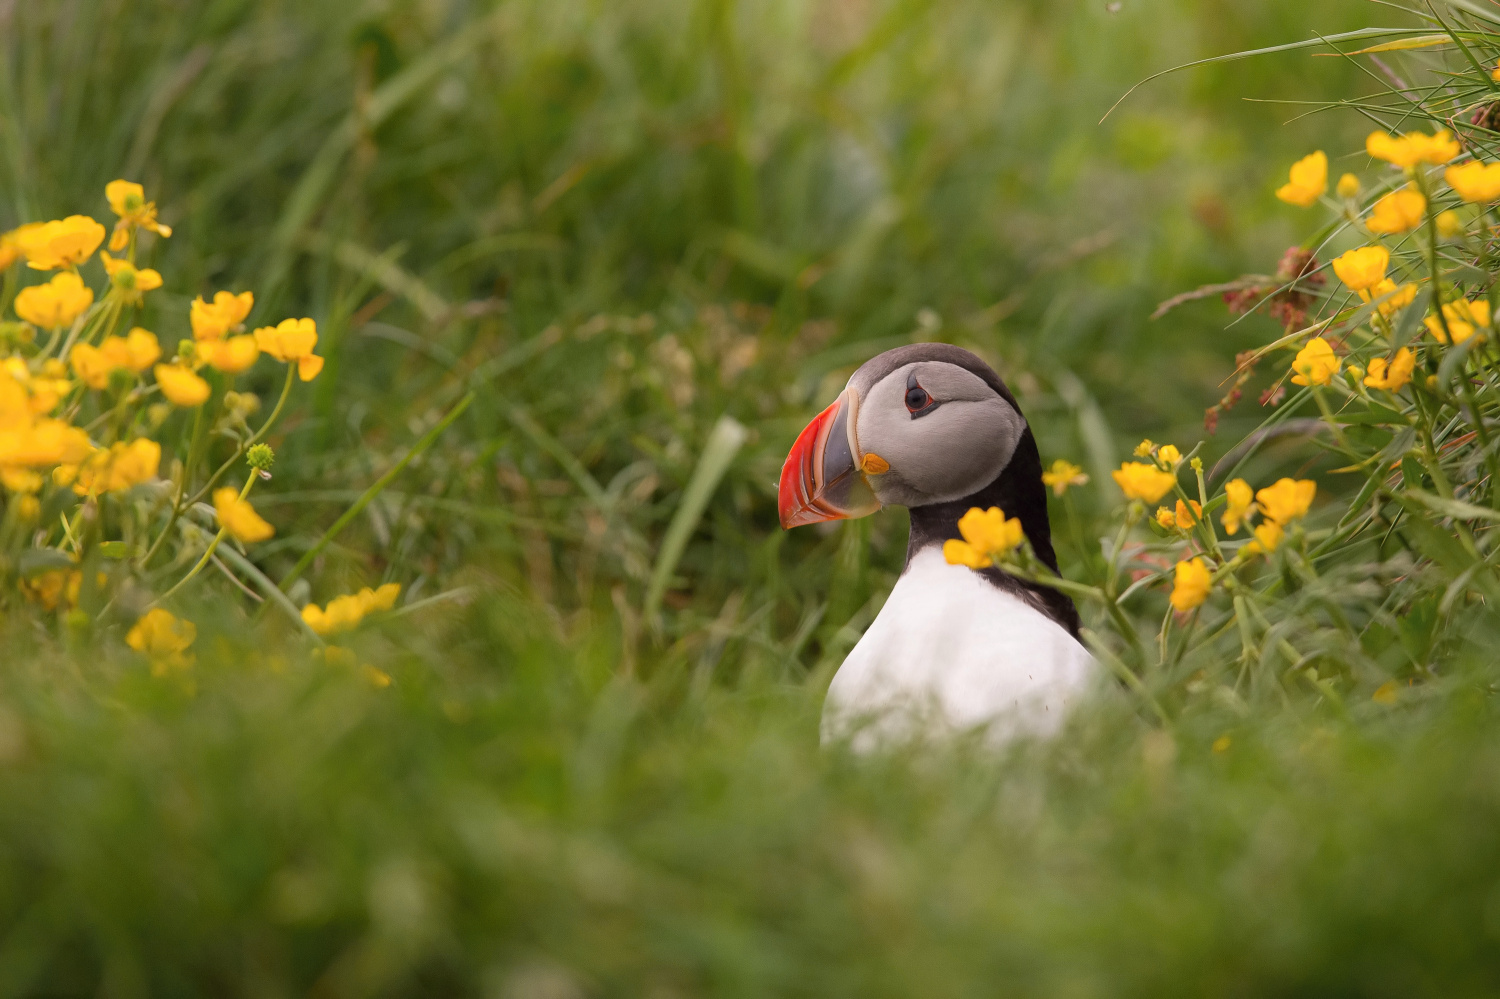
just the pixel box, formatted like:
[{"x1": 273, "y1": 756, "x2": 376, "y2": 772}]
[{"x1": 778, "y1": 343, "x2": 1097, "y2": 748}]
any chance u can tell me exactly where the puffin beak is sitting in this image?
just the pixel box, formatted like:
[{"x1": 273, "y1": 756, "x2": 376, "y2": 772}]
[{"x1": 779, "y1": 389, "x2": 881, "y2": 529}]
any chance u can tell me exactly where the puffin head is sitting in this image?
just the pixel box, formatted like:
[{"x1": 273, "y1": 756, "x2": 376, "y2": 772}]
[
  {"x1": 779, "y1": 343, "x2": 1077, "y2": 630},
  {"x1": 779, "y1": 343, "x2": 1031, "y2": 528}
]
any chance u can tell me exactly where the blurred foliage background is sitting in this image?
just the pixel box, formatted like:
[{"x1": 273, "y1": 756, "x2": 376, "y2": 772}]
[
  {"x1": 1, "y1": 0, "x2": 1379, "y2": 640},
  {"x1": 7, "y1": 0, "x2": 1498, "y2": 994}
]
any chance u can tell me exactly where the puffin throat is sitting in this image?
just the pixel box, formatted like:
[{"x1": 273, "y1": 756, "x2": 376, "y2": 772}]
[{"x1": 904, "y1": 427, "x2": 1081, "y2": 637}]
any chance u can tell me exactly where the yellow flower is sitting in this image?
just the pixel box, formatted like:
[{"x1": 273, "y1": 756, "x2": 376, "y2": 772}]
[
  {"x1": 254, "y1": 318, "x2": 324, "y2": 381},
  {"x1": 1366, "y1": 128, "x2": 1460, "y2": 167},
  {"x1": 943, "y1": 538, "x2": 988, "y2": 569},
  {"x1": 1290, "y1": 337, "x2": 1341, "y2": 387},
  {"x1": 1246, "y1": 521, "x2": 1284, "y2": 555},
  {"x1": 190, "y1": 290, "x2": 255, "y2": 341},
  {"x1": 1221, "y1": 479, "x2": 1253, "y2": 535},
  {"x1": 1331, "y1": 246, "x2": 1389, "y2": 292},
  {"x1": 69, "y1": 329, "x2": 161, "y2": 390},
  {"x1": 0, "y1": 419, "x2": 91, "y2": 471},
  {"x1": 1, "y1": 467, "x2": 42, "y2": 493},
  {"x1": 71, "y1": 438, "x2": 161, "y2": 495},
  {"x1": 1255, "y1": 478, "x2": 1316, "y2": 525},
  {"x1": 1169, "y1": 557, "x2": 1211, "y2": 612},
  {"x1": 23, "y1": 378, "x2": 71, "y2": 416},
  {"x1": 1111, "y1": 462, "x2": 1178, "y2": 504},
  {"x1": 15, "y1": 215, "x2": 106, "y2": 270},
  {"x1": 1445, "y1": 161, "x2": 1500, "y2": 203},
  {"x1": 115, "y1": 328, "x2": 162, "y2": 371},
  {"x1": 21, "y1": 568, "x2": 82, "y2": 612},
  {"x1": 1365, "y1": 188, "x2": 1426, "y2": 234},
  {"x1": 1425, "y1": 299, "x2": 1491, "y2": 345},
  {"x1": 1372, "y1": 680, "x2": 1398, "y2": 705},
  {"x1": 0, "y1": 225, "x2": 38, "y2": 270},
  {"x1": 940, "y1": 506, "x2": 1026, "y2": 569},
  {"x1": 201, "y1": 334, "x2": 260, "y2": 374},
  {"x1": 126, "y1": 608, "x2": 196, "y2": 675},
  {"x1": 214, "y1": 487, "x2": 275, "y2": 543},
  {"x1": 1364, "y1": 348, "x2": 1416, "y2": 392},
  {"x1": 1436, "y1": 210, "x2": 1464, "y2": 240},
  {"x1": 301, "y1": 583, "x2": 402, "y2": 636},
  {"x1": 1041, "y1": 458, "x2": 1088, "y2": 497},
  {"x1": 1133, "y1": 439, "x2": 1155, "y2": 457},
  {"x1": 1158, "y1": 499, "x2": 1201, "y2": 531},
  {"x1": 154, "y1": 363, "x2": 212, "y2": 407},
  {"x1": 100, "y1": 252, "x2": 162, "y2": 302},
  {"x1": 1156, "y1": 444, "x2": 1182, "y2": 467},
  {"x1": 69, "y1": 343, "x2": 114, "y2": 390},
  {"x1": 1336, "y1": 173, "x2": 1361, "y2": 198},
  {"x1": 14, "y1": 271, "x2": 94, "y2": 329},
  {"x1": 1275, "y1": 151, "x2": 1327, "y2": 207},
  {"x1": 104, "y1": 180, "x2": 172, "y2": 251},
  {"x1": 1357, "y1": 279, "x2": 1418, "y2": 318}
]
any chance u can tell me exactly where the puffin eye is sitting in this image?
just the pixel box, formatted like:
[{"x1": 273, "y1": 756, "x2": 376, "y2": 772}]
[{"x1": 904, "y1": 373, "x2": 938, "y2": 418}]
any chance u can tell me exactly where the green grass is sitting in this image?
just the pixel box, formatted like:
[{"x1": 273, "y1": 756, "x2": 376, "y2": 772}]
[
  {"x1": 7, "y1": 0, "x2": 1500, "y2": 992},
  {"x1": 4, "y1": 613, "x2": 1500, "y2": 994}
]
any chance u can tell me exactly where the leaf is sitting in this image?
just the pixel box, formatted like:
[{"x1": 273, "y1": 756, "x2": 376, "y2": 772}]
[
  {"x1": 1394, "y1": 507, "x2": 1476, "y2": 574},
  {"x1": 1384, "y1": 428, "x2": 1417, "y2": 466},
  {"x1": 1391, "y1": 297, "x2": 1427, "y2": 351},
  {"x1": 1436, "y1": 336, "x2": 1479, "y2": 390},
  {"x1": 1445, "y1": 0, "x2": 1500, "y2": 27},
  {"x1": 1341, "y1": 404, "x2": 1409, "y2": 426},
  {"x1": 1328, "y1": 34, "x2": 1451, "y2": 55},
  {"x1": 1401, "y1": 488, "x2": 1500, "y2": 524},
  {"x1": 18, "y1": 549, "x2": 75, "y2": 578},
  {"x1": 97, "y1": 541, "x2": 129, "y2": 559}
]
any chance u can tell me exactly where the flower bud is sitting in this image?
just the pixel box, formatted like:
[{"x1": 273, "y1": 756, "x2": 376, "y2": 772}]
[{"x1": 0, "y1": 321, "x2": 35, "y2": 348}]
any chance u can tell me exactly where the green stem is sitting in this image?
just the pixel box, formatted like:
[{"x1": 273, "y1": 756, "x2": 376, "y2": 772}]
[
  {"x1": 1411, "y1": 388, "x2": 1456, "y2": 498},
  {"x1": 275, "y1": 391, "x2": 473, "y2": 592},
  {"x1": 187, "y1": 364, "x2": 297, "y2": 508},
  {"x1": 1079, "y1": 627, "x2": 1171, "y2": 727},
  {"x1": 1457, "y1": 370, "x2": 1500, "y2": 503},
  {"x1": 137, "y1": 403, "x2": 208, "y2": 569},
  {"x1": 1103, "y1": 505, "x2": 1138, "y2": 600},
  {"x1": 151, "y1": 474, "x2": 257, "y2": 607}
]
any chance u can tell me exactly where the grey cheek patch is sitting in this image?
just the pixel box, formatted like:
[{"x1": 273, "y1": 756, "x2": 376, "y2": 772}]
[{"x1": 856, "y1": 364, "x2": 1026, "y2": 508}]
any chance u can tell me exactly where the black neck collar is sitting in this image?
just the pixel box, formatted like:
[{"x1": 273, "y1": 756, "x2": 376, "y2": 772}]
[{"x1": 904, "y1": 427, "x2": 1081, "y2": 637}]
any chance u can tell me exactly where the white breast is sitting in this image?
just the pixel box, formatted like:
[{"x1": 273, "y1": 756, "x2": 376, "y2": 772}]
[{"x1": 821, "y1": 547, "x2": 1098, "y2": 750}]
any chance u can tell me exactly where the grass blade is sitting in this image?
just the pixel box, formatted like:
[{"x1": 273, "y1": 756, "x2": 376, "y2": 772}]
[
  {"x1": 1101, "y1": 27, "x2": 1421, "y2": 122},
  {"x1": 644, "y1": 416, "x2": 748, "y2": 626}
]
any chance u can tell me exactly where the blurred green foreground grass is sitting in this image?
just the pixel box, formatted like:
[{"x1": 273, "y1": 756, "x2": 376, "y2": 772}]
[{"x1": 6, "y1": 0, "x2": 1500, "y2": 992}]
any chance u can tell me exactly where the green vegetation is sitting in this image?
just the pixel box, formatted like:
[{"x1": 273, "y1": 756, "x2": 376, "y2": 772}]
[{"x1": 6, "y1": 0, "x2": 1500, "y2": 992}]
